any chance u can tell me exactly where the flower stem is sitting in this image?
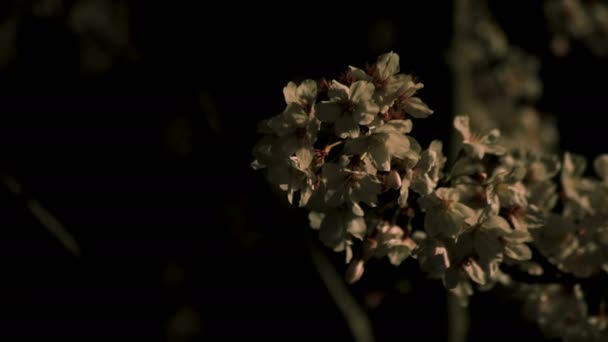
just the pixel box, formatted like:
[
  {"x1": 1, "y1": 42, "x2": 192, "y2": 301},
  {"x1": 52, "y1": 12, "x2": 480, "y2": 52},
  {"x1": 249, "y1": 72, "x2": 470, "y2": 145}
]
[{"x1": 324, "y1": 140, "x2": 344, "y2": 153}]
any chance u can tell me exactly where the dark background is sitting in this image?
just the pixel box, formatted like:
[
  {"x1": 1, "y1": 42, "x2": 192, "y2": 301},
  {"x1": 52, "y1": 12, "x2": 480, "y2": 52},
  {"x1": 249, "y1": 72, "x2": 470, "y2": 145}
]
[{"x1": 0, "y1": 1, "x2": 604, "y2": 340}]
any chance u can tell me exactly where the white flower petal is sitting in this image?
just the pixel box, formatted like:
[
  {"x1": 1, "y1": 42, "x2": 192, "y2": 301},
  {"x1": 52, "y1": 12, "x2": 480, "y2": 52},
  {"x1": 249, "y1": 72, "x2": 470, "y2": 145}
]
[
  {"x1": 308, "y1": 211, "x2": 325, "y2": 230},
  {"x1": 370, "y1": 143, "x2": 391, "y2": 171},
  {"x1": 376, "y1": 51, "x2": 400, "y2": 80},
  {"x1": 481, "y1": 215, "x2": 512, "y2": 235},
  {"x1": 425, "y1": 210, "x2": 461, "y2": 238},
  {"x1": 387, "y1": 133, "x2": 411, "y2": 160},
  {"x1": 319, "y1": 211, "x2": 346, "y2": 249},
  {"x1": 324, "y1": 189, "x2": 342, "y2": 207},
  {"x1": 322, "y1": 163, "x2": 343, "y2": 186},
  {"x1": 463, "y1": 142, "x2": 486, "y2": 159},
  {"x1": 352, "y1": 176, "x2": 381, "y2": 206},
  {"x1": 295, "y1": 145, "x2": 314, "y2": 169},
  {"x1": 349, "y1": 66, "x2": 373, "y2": 81},
  {"x1": 503, "y1": 230, "x2": 532, "y2": 244},
  {"x1": 346, "y1": 216, "x2": 367, "y2": 239},
  {"x1": 415, "y1": 148, "x2": 435, "y2": 173},
  {"x1": 504, "y1": 243, "x2": 532, "y2": 260},
  {"x1": 345, "y1": 259, "x2": 365, "y2": 284},
  {"x1": 404, "y1": 97, "x2": 434, "y2": 118},
  {"x1": 486, "y1": 144, "x2": 506, "y2": 157},
  {"x1": 328, "y1": 80, "x2": 350, "y2": 100},
  {"x1": 387, "y1": 119, "x2": 413, "y2": 134},
  {"x1": 399, "y1": 79, "x2": 423, "y2": 98},
  {"x1": 344, "y1": 136, "x2": 368, "y2": 155},
  {"x1": 350, "y1": 80, "x2": 375, "y2": 103},
  {"x1": 449, "y1": 156, "x2": 483, "y2": 179},
  {"x1": 335, "y1": 115, "x2": 360, "y2": 139},
  {"x1": 296, "y1": 79, "x2": 317, "y2": 105},
  {"x1": 386, "y1": 170, "x2": 402, "y2": 190},
  {"x1": 354, "y1": 101, "x2": 379, "y2": 125},
  {"x1": 267, "y1": 114, "x2": 290, "y2": 135},
  {"x1": 282, "y1": 103, "x2": 308, "y2": 125},
  {"x1": 408, "y1": 136, "x2": 423, "y2": 154},
  {"x1": 250, "y1": 159, "x2": 266, "y2": 170},
  {"x1": 314, "y1": 101, "x2": 342, "y2": 122},
  {"x1": 594, "y1": 154, "x2": 608, "y2": 180},
  {"x1": 283, "y1": 81, "x2": 298, "y2": 104},
  {"x1": 398, "y1": 170, "x2": 412, "y2": 207},
  {"x1": 351, "y1": 202, "x2": 365, "y2": 217},
  {"x1": 410, "y1": 175, "x2": 434, "y2": 196},
  {"x1": 452, "y1": 202, "x2": 478, "y2": 226},
  {"x1": 387, "y1": 242, "x2": 415, "y2": 265},
  {"x1": 463, "y1": 258, "x2": 486, "y2": 285},
  {"x1": 474, "y1": 230, "x2": 503, "y2": 263},
  {"x1": 299, "y1": 186, "x2": 313, "y2": 207},
  {"x1": 454, "y1": 116, "x2": 471, "y2": 141},
  {"x1": 435, "y1": 246, "x2": 450, "y2": 268}
]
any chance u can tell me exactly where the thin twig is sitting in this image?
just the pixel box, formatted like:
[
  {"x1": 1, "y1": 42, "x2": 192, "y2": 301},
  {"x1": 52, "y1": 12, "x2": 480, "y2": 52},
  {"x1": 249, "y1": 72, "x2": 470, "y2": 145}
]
[
  {"x1": 2, "y1": 175, "x2": 81, "y2": 257},
  {"x1": 447, "y1": 293, "x2": 470, "y2": 342},
  {"x1": 308, "y1": 239, "x2": 375, "y2": 342}
]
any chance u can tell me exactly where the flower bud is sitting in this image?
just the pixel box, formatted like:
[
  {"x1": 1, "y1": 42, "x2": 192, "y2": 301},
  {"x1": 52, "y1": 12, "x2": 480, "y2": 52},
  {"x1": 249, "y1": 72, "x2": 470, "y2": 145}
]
[
  {"x1": 345, "y1": 259, "x2": 365, "y2": 284},
  {"x1": 385, "y1": 170, "x2": 402, "y2": 190},
  {"x1": 362, "y1": 238, "x2": 378, "y2": 260}
]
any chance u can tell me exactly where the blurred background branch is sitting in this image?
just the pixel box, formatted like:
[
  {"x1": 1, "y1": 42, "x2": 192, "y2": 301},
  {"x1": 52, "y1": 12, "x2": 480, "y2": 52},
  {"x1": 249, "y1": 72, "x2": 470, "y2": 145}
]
[{"x1": 2, "y1": 175, "x2": 80, "y2": 257}]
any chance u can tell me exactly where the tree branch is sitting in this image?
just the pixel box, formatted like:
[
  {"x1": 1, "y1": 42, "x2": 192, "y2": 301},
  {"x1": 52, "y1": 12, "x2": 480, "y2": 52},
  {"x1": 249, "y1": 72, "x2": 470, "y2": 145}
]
[
  {"x1": 447, "y1": 0, "x2": 473, "y2": 341},
  {"x1": 308, "y1": 239, "x2": 375, "y2": 342}
]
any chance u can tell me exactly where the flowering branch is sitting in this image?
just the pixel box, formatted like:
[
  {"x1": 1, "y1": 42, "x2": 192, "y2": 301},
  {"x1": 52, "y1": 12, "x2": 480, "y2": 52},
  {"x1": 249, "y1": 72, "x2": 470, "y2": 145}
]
[{"x1": 251, "y1": 49, "x2": 608, "y2": 341}]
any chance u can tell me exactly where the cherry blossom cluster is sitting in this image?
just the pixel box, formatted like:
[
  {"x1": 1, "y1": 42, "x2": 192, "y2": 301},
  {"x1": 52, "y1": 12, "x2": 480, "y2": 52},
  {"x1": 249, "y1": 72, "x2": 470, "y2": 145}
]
[
  {"x1": 455, "y1": 2, "x2": 558, "y2": 154},
  {"x1": 251, "y1": 52, "x2": 434, "y2": 280},
  {"x1": 544, "y1": 0, "x2": 608, "y2": 57},
  {"x1": 459, "y1": 4, "x2": 608, "y2": 339},
  {"x1": 251, "y1": 52, "x2": 608, "y2": 340}
]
